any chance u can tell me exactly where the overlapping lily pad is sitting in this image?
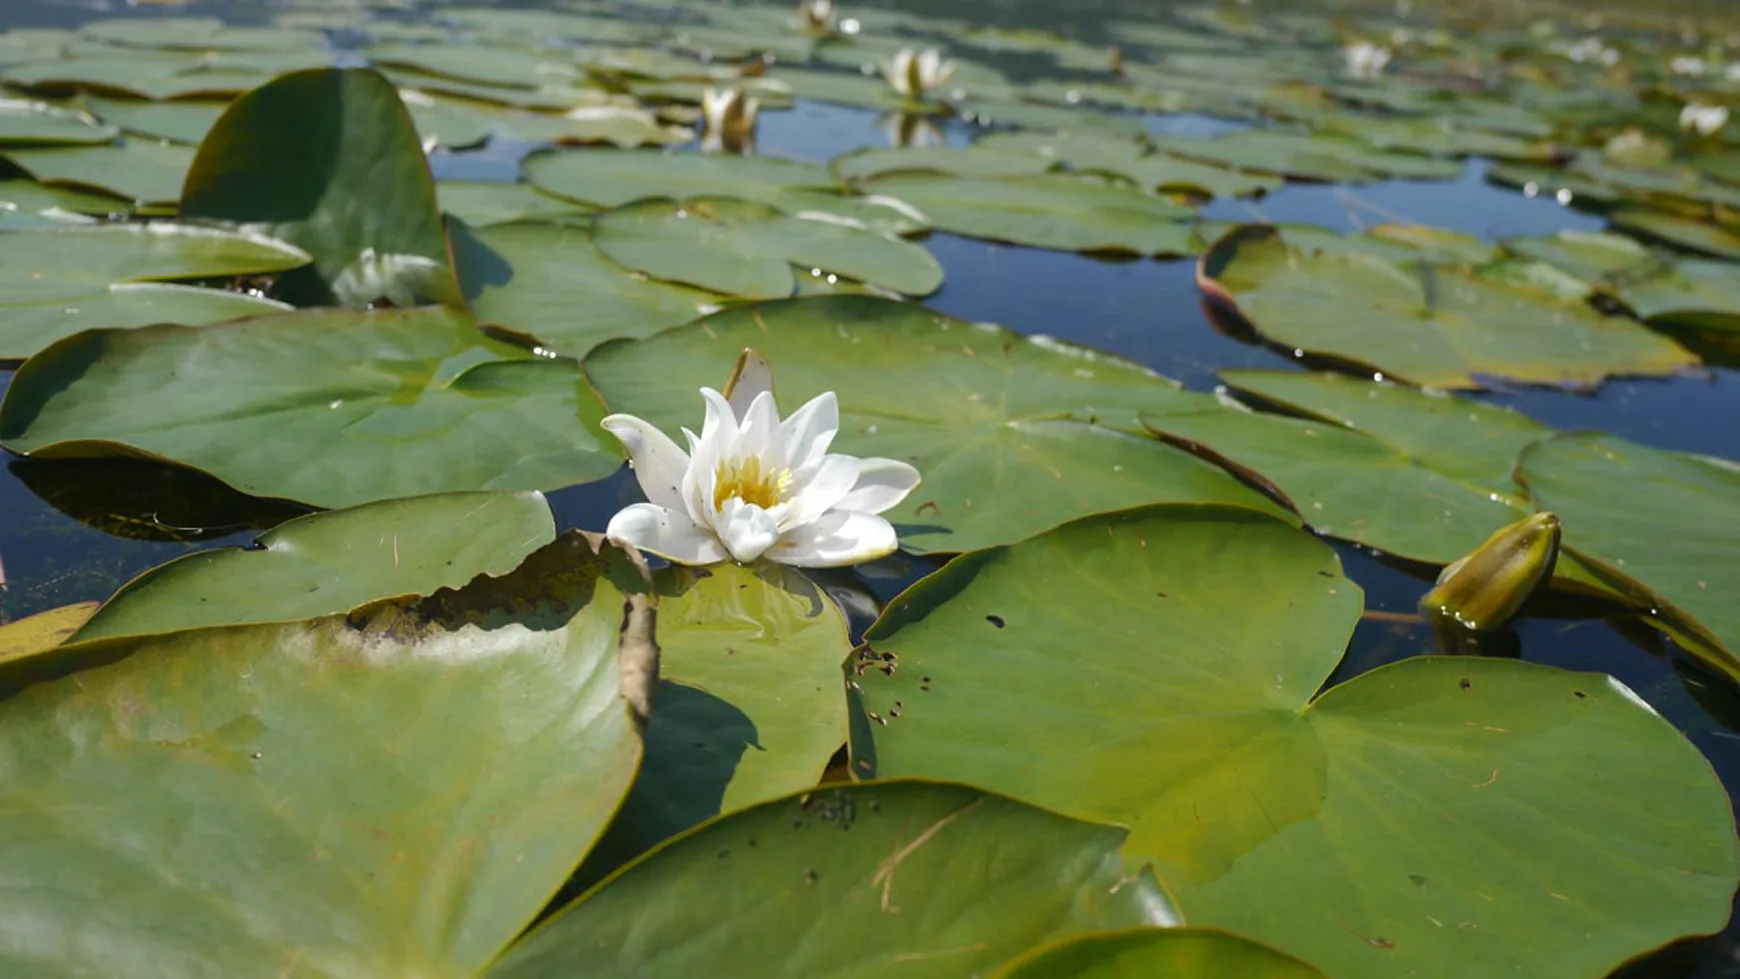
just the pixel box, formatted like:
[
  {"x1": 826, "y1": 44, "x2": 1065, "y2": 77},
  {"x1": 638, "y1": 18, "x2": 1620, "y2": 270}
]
[
  {"x1": 856, "y1": 505, "x2": 1739, "y2": 979},
  {"x1": 524, "y1": 147, "x2": 838, "y2": 209},
  {"x1": 84, "y1": 96, "x2": 226, "y2": 145},
  {"x1": 1153, "y1": 130, "x2": 1464, "y2": 182},
  {"x1": 1198, "y1": 225, "x2": 1698, "y2": 389},
  {"x1": 489, "y1": 781, "x2": 1179, "y2": 979},
  {"x1": 182, "y1": 67, "x2": 462, "y2": 307},
  {"x1": 73, "y1": 490, "x2": 557, "y2": 642},
  {"x1": 1610, "y1": 208, "x2": 1740, "y2": 260},
  {"x1": 991, "y1": 929, "x2": 1328, "y2": 979},
  {"x1": 1518, "y1": 433, "x2": 1740, "y2": 678},
  {"x1": 0, "y1": 532, "x2": 650, "y2": 977},
  {"x1": 0, "y1": 306, "x2": 623, "y2": 509},
  {"x1": 0, "y1": 98, "x2": 116, "y2": 145},
  {"x1": 592, "y1": 196, "x2": 942, "y2": 298},
  {"x1": 859, "y1": 172, "x2": 1198, "y2": 255},
  {"x1": 584, "y1": 295, "x2": 1293, "y2": 554},
  {"x1": 455, "y1": 219, "x2": 720, "y2": 358},
  {"x1": 0, "y1": 223, "x2": 308, "y2": 359},
  {"x1": 436, "y1": 180, "x2": 595, "y2": 227},
  {"x1": 3, "y1": 141, "x2": 195, "y2": 205}
]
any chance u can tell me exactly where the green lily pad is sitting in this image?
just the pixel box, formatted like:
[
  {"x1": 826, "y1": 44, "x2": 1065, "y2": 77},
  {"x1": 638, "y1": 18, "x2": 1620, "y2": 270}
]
[
  {"x1": 1198, "y1": 225, "x2": 1698, "y2": 389},
  {"x1": 1500, "y1": 229, "x2": 1659, "y2": 285},
  {"x1": 1142, "y1": 406, "x2": 1527, "y2": 564},
  {"x1": 975, "y1": 131, "x2": 1282, "y2": 199},
  {"x1": 3, "y1": 141, "x2": 196, "y2": 205},
  {"x1": 383, "y1": 68, "x2": 584, "y2": 111},
  {"x1": 859, "y1": 172, "x2": 1197, "y2": 255},
  {"x1": 991, "y1": 929, "x2": 1327, "y2": 979},
  {"x1": 958, "y1": 98, "x2": 1148, "y2": 138},
  {"x1": 1609, "y1": 208, "x2": 1740, "y2": 260},
  {"x1": 592, "y1": 196, "x2": 942, "y2": 299},
  {"x1": 0, "y1": 177, "x2": 127, "y2": 218},
  {"x1": 1153, "y1": 130, "x2": 1464, "y2": 182},
  {"x1": 0, "y1": 98, "x2": 117, "y2": 146},
  {"x1": 524, "y1": 147, "x2": 839, "y2": 209},
  {"x1": 488, "y1": 781, "x2": 1179, "y2": 979},
  {"x1": 0, "y1": 532, "x2": 650, "y2": 977},
  {"x1": 366, "y1": 42, "x2": 588, "y2": 91},
  {"x1": 401, "y1": 87, "x2": 691, "y2": 149},
  {"x1": 856, "y1": 505, "x2": 1739, "y2": 979},
  {"x1": 456, "y1": 219, "x2": 720, "y2": 358},
  {"x1": 0, "y1": 223, "x2": 309, "y2": 359},
  {"x1": 831, "y1": 145, "x2": 1055, "y2": 183},
  {"x1": 437, "y1": 180, "x2": 595, "y2": 227},
  {"x1": 73, "y1": 491, "x2": 556, "y2": 643},
  {"x1": 182, "y1": 67, "x2": 462, "y2": 308},
  {"x1": 1622, "y1": 259, "x2": 1740, "y2": 330},
  {"x1": 579, "y1": 562, "x2": 851, "y2": 876},
  {"x1": 765, "y1": 66, "x2": 914, "y2": 113},
  {"x1": 85, "y1": 96, "x2": 226, "y2": 145},
  {"x1": 583, "y1": 295, "x2": 1293, "y2": 554},
  {"x1": 1518, "y1": 433, "x2": 1740, "y2": 678},
  {"x1": 0, "y1": 306, "x2": 623, "y2": 510},
  {"x1": 4, "y1": 57, "x2": 274, "y2": 100},
  {"x1": 1318, "y1": 112, "x2": 1557, "y2": 161},
  {"x1": 1218, "y1": 369, "x2": 1553, "y2": 493}
]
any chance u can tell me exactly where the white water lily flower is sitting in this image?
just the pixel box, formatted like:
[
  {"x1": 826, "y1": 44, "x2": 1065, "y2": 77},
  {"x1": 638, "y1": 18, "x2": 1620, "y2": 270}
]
[
  {"x1": 700, "y1": 87, "x2": 761, "y2": 153},
  {"x1": 1681, "y1": 102, "x2": 1730, "y2": 137},
  {"x1": 1342, "y1": 41, "x2": 1392, "y2": 80},
  {"x1": 602, "y1": 367, "x2": 921, "y2": 568},
  {"x1": 798, "y1": 0, "x2": 836, "y2": 35},
  {"x1": 883, "y1": 47, "x2": 956, "y2": 100}
]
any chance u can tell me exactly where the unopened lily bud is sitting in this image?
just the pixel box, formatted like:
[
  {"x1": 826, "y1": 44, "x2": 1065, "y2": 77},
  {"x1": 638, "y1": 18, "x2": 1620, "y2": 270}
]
[
  {"x1": 1108, "y1": 45, "x2": 1124, "y2": 76},
  {"x1": 1420, "y1": 512, "x2": 1560, "y2": 631}
]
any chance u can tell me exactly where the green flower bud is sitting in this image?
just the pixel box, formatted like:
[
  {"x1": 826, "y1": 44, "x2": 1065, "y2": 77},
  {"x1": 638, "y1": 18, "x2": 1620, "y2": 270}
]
[{"x1": 1420, "y1": 512, "x2": 1561, "y2": 632}]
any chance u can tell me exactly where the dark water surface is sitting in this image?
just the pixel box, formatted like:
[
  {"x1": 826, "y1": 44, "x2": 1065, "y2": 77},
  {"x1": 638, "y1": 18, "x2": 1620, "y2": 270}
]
[{"x1": 3, "y1": 0, "x2": 1740, "y2": 974}]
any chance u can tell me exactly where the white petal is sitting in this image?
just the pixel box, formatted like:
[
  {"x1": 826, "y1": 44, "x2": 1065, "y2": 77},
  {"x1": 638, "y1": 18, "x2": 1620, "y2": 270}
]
[
  {"x1": 697, "y1": 387, "x2": 739, "y2": 446},
  {"x1": 833, "y1": 457, "x2": 921, "y2": 515},
  {"x1": 606, "y1": 503, "x2": 726, "y2": 566},
  {"x1": 601, "y1": 414, "x2": 690, "y2": 511},
  {"x1": 776, "y1": 390, "x2": 839, "y2": 472},
  {"x1": 724, "y1": 349, "x2": 774, "y2": 419},
  {"x1": 768, "y1": 509, "x2": 899, "y2": 568},
  {"x1": 715, "y1": 499, "x2": 781, "y2": 563},
  {"x1": 736, "y1": 390, "x2": 781, "y2": 461},
  {"x1": 778, "y1": 453, "x2": 862, "y2": 531}
]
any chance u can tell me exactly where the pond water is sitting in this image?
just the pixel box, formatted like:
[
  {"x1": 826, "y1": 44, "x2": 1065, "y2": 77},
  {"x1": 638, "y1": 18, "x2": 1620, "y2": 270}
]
[{"x1": 2, "y1": 0, "x2": 1740, "y2": 973}]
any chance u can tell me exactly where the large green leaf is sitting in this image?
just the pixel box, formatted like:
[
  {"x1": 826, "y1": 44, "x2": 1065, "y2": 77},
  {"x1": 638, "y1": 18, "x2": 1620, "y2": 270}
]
[
  {"x1": 584, "y1": 295, "x2": 1292, "y2": 554},
  {"x1": 3, "y1": 141, "x2": 195, "y2": 205},
  {"x1": 524, "y1": 147, "x2": 838, "y2": 209},
  {"x1": 1218, "y1": 369, "x2": 1553, "y2": 493},
  {"x1": 856, "y1": 505, "x2": 1739, "y2": 979},
  {"x1": 0, "y1": 306, "x2": 623, "y2": 510},
  {"x1": 74, "y1": 490, "x2": 557, "y2": 643},
  {"x1": 0, "y1": 223, "x2": 308, "y2": 359},
  {"x1": 991, "y1": 929, "x2": 1327, "y2": 979},
  {"x1": 579, "y1": 562, "x2": 852, "y2": 877},
  {"x1": 181, "y1": 67, "x2": 461, "y2": 307},
  {"x1": 592, "y1": 196, "x2": 942, "y2": 299},
  {"x1": 489, "y1": 781, "x2": 1179, "y2": 979},
  {"x1": 1198, "y1": 225, "x2": 1698, "y2": 389},
  {"x1": 0, "y1": 532, "x2": 650, "y2": 977},
  {"x1": 1517, "y1": 433, "x2": 1740, "y2": 678},
  {"x1": 456, "y1": 219, "x2": 720, "y2": 358},
  {"x1": 859, "y1": 172, "x2": 1198, "y2": 255}
]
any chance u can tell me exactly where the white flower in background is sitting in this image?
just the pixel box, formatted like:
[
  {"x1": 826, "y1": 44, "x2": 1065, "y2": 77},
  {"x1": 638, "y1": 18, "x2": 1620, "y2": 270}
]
[
  {"x1": 882, "y1": 47, "x2": 956, "y2": 101},
  {"x1": 798, "y1": 0, "x2": 836, "y2": 35},
  {"x1": 877, "y1": 110, "x2": 943, "y2": 148},
  {"x1": 700, "y1": 87, "x2": 760, "y2": 153},
  {"x1": 1671, "y1": 55, "x2": 1707, "y2": 76},
  {"x1": 1341, "y1": 41, "x2": 1392, "y2": 80},
  {"x1": 1681, "y1": 102, "x2": 1730, "y2": 137},
  {"x1": 602, "y1": 358, "x2": 921, "y2": 568}
]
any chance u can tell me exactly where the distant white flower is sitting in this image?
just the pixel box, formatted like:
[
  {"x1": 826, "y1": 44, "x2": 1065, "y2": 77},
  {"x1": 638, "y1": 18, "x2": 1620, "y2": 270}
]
[
  {"x1": 700, "y1": 87, "x2": 760, "y2": 153},
  {"x1": 1681, "y1": 102, "x2": 1730, "y2": 137},
  {"x1": 798, "y1": 0, "x2": 836, "y2": 35},
  {"x1": 602, "y1": 361, "x2": 921, "y2": 567},
  {"x1": 1671, "y1": 55, "x2": 1707, "y2": 76},
  {"x1": 1342, "y1": 41, "x2": 1392, "y2": 80},
  {"x1": 882, "y1": 47, "x2": 956, "y2": 100}
]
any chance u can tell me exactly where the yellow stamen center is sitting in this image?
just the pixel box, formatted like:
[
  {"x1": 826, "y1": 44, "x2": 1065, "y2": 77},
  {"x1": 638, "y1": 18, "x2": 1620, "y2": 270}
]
[{"x1": 713, "y1": 456, "x2": 793, "y2": 511}]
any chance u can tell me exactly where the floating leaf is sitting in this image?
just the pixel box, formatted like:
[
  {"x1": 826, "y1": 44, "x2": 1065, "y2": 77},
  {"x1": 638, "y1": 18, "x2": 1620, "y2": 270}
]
[
  {"x1": 0, "y1": 306, "x2": 623, "y2": 510},
  {"x1": 857, "y1": 505, "x2": 1739, "y2": 979},
  {"x1": 0, "y1": 603, "x2": 98, "y2": 663},
  {"x1": 0, "y1": 223, "x2": 307, "y2": 359},
  {"x1": 831, "y1": 145, "x2": 1055, "y2": 183},
  {"x1": 1622, "y1": 259, "x2": 1740, "y2": 331},
  {"x1": 1609, "y1": 208, "x2": 1740, "y2": 260},
  {"x1": 1518, "y1": 433, "x2": 1740, "y2": 678},
  {"x1": 580, "y1": 562, "x2": 851, "y2": 874},
  {"x1": 489, "y1": 781, "x2": 1178, "y2": 979},
  {"x1": 584, "y1": 295, "x2": 1292, "y2": 554},
  {"x1": 524, "y1": 147, "x2": 839, "y2": 209},
  {"x1": 85, "y1": 96, "x2": 226, "y2": 145},
  {"x1": 74, "y1": 491, "x2": 556, "y2": 643},
  {"x1": 456, "y1": 219, "x2": 719, "y2": 358},
  {"x1": 1153, "y1": 130, "x2": 1463, "y2": 182},
  {"x1": 0, "y1": 532, "x2": 649, "y2": 976},
  {"x1": 1198, "y1": 225, "x2": 1697, "y2": 389},
  {"x1": 859, "y1": 172, "x2": 1197, "y2": 255},
  {"x1": 991, "y1": 928, "x2": 1328, "y2": 979},
  {"x1": 437, "y1": 180, "x2": 596, "y2": 227},
  {"x1": 182, "y1": 67, "x2": 462, "y2": 307},
  {"x1": 3, "y1": 141, "x2": 195, "y2": 205},
  {"x1": 592, "y1": 196, "x2": 942, "y2": 299},
  {"x1": 0, "y1": 98, "x2": 116, "y2": 146}
]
